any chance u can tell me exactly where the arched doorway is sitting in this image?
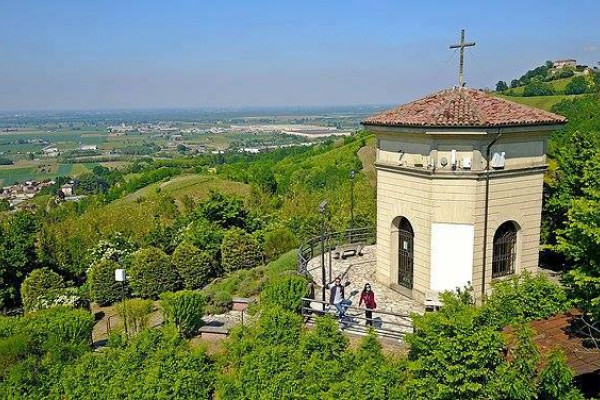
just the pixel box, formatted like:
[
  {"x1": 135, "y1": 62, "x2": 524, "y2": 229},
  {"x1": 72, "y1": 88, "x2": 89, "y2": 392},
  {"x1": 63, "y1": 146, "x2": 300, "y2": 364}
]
[
  {"x1": 397, "y1": 217, "x2": 414, "y2": 289},
  {"x1": 492, "y1": 221, "x2": 518, "y2": 278}
]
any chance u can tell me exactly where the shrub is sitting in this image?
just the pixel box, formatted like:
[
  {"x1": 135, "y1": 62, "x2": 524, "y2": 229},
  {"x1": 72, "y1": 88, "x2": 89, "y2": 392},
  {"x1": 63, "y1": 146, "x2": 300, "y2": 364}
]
[
  {"x1": 24, "y1": 306, "x2": 94, "y2": 362},
  {"x1": 263, "y1": 227, "x2": 298, "y2": 262},
  {"x1": 129, "y1": 247, "x2": 179, "y2": 299},
  {"x1": 221, "y1": 228, "x2": 262, "y2": 273},
  {"x1": 204, "y1": 290, "x2": 233, "y2": 315},
  {"x1": 479, "y1": 271, "x2": 569, "y2": 328},
  {"x1": 160, "y1": 291, "x2": 206, "y2": 338},
  {"x1": 565, "y1": 76, "x2": 590, "y2": 95},
  {"x1": 89, "y1": 258, "x2": 123, "y2": 305},
  {"x1": 523, "y1": 81, "x2": 555, "y2": 97},
  {"x1": 60, "y1": 327, "x2": 215, "y2": 399},
  {"x1": 115, "y1": 299, "x2": 154, "y2": 335},
  {"x1": 261, "y1": 275, "x2": 308, "y2": 312},
  {"x1": 172, "y1": 241, "x2": 214, "y2": 290},
  {"x1": 21, "y1": 268, "x2": 65, "y2": 312}
]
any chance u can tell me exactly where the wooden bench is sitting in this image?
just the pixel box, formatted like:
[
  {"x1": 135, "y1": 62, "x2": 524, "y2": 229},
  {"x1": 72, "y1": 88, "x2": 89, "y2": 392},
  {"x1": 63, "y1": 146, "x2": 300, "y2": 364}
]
[
  {"x1": 198, "y1": 325, "x2": 229, "y2": 340},
  {"x1": 232, "y1": 297, "x2": 253, "y2": 311},
  {"x1": 333, "y1": 243, "x2": 364, "y2": 260}
]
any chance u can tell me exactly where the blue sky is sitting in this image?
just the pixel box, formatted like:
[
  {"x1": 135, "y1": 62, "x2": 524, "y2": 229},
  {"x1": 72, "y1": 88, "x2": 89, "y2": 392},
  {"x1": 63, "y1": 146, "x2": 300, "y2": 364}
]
[{"x1": 0, "y1": 1, "x2": 598, "y2": 110}]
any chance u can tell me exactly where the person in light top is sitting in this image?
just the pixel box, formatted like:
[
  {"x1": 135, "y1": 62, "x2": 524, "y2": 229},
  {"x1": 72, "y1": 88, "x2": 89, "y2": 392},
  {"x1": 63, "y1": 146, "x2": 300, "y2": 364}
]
[{"x1": 327, "y1": 276, "x2": 351, "y2": 321}]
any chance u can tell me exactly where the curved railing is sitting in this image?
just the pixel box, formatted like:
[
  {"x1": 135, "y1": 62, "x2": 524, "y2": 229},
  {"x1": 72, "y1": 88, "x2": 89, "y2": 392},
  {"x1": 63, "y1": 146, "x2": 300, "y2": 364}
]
[{"x1": 297, "y1": 227, "x2": 375, "y2": 275}]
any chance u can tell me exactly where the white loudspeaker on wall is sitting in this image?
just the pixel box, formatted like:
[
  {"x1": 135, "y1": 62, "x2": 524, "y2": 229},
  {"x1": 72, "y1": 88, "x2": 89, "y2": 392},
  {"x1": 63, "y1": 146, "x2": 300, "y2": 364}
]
[{"x1": 462, "y1": 157, "x2": 472, "y2": 169}]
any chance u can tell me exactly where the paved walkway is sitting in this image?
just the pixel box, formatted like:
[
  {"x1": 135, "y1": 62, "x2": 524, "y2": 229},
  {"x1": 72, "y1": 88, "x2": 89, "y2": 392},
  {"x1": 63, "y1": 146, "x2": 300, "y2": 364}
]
[{"x1": 306, "y1": 245, "x2": 423, "y2": 337}]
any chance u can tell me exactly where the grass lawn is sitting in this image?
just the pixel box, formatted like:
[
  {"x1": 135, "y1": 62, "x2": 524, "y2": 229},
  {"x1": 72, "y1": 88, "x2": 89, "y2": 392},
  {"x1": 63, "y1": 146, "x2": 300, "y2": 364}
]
[{"x1": 494, "y1": 94, "x2": 582, "y2": 111}]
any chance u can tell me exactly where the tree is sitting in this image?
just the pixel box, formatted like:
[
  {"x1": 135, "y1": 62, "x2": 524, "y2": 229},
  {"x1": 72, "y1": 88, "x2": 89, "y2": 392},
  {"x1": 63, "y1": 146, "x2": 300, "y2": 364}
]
[
  {"x1": 128, "y1": 247, "x2": 179, "y2": 299},
  {"x1": 510, "y1": 79, "x2": 520, "y2": 88},
  {"x1": 523, "y1": 80, "x2": 555, "y2": 96},
  {"x1": 495, "y1": 81, "x2": 509, "y2": 92},
  {"x1": 221, "y1": 228, "x2": 262, "y2": 273},
  {"x1": 171, "y1": 241, "x2": 214, "y2": 290},
  {"x1": 89, "y1": 258, "x2": 123, "y2": 305},
  {"x1": 198, "y1": 191, "x2": 250, "y2": 230},
  {"x1": 20, "y1": 268, "x2": 65, "y2": 312},
  {"x1": 565, "y1": 76, "x2": 590, "y2": 95},
  {"x1": 263, "y1": 226, "x2": 297, "y2": 262},
  {"x1": 0, "y1": 212, "x2": 39, "y2": 309},
  {"x1": 160, "y1": 290, "x2": 206, "y2": 337}
]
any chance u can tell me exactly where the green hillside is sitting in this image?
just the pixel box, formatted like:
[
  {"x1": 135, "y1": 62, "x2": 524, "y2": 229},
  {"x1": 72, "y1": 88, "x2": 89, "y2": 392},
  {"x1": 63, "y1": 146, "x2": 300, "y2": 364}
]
[{"x1": 493, "y1": 93, "x2": 583, "y2": 111}]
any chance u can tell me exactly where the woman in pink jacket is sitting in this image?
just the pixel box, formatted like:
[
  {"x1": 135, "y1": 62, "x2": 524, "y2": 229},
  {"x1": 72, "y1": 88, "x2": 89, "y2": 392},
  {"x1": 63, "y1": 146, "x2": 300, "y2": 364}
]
[{"x1": 358, "y1": 283, "x2": 377, "y2": 326}]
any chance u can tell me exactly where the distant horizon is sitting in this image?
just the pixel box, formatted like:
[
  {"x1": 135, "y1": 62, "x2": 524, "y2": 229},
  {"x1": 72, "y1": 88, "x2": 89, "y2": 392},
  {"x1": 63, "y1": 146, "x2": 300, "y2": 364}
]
[
  {"x1": 0, "y1": 102, "x2": 392, "y2": 115},
  {"x1": 1, "y1": 1, "x2": 598, "y2": 110}
]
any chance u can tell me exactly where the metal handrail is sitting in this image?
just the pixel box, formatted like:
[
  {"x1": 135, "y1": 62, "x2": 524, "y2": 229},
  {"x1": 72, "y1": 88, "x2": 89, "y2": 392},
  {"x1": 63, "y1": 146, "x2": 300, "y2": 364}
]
[
  {"x1": 301, "y1": 297, "x2": 412, "y2": 340},
  {"x1": 297, "y1": 227, "x2": 375, "y2": 275}
]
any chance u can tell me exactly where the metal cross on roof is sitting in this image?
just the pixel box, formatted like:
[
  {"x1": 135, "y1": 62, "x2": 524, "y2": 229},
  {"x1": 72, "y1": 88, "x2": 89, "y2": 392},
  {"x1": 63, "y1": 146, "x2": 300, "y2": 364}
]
[{"x1": 449, "y1": 29, "x2": 476, "y2": 87}]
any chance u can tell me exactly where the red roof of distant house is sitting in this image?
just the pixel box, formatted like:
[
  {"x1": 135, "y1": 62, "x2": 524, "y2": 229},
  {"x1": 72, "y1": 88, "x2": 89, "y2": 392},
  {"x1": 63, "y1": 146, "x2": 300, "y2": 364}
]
[
  {"x1": 361, "y1": 87, "x2": 567, "y2": 129},
  {"x1": 518, "y1": 310, "x2": 600, "y2": 376}
]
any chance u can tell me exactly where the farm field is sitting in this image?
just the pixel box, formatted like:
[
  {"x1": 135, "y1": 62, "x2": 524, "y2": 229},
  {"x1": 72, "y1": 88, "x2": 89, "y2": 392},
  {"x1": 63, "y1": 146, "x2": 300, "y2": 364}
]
[{"x1": 0, "y1": 162, "x2": 97, "y2": 186}]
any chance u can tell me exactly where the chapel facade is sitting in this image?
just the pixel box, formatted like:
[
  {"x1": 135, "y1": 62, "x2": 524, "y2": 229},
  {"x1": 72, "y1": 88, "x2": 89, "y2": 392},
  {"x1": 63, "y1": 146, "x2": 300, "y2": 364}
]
[{"x1": 361, "y1": 87, "x2": 567, "y2": 302}]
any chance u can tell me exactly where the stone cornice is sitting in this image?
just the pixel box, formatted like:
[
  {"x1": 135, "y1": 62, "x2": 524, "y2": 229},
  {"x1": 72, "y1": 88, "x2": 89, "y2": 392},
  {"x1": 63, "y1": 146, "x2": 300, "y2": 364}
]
[{"x1": 374, "y1": 162, "x2": 547, "y2": 180}]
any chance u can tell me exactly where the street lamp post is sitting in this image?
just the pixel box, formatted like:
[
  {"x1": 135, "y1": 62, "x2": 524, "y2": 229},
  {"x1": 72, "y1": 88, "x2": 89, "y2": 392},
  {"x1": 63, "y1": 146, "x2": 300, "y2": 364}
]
[
  {"x1": 319, "y1": 200, "x2": 328, "y2": 311},
  {"x1": 115, "y1": 269, "x2": 128, "y2": 334},
  {"x1": 349, "y1": 170, "x2": 356, "y2": 231}
]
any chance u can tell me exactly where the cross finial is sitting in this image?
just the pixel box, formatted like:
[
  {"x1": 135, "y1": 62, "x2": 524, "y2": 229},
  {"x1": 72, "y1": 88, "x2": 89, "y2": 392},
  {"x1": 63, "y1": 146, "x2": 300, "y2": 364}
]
[{"x1": 449, "y1": 29, "x2": 476, "y2": 87}]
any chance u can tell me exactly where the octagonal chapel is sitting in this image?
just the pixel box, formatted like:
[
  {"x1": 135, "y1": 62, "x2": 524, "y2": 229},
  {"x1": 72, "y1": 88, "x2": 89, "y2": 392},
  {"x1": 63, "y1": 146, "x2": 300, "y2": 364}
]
[{"x1": 361, "y1": 87, "x2": 567, "y2": 302}]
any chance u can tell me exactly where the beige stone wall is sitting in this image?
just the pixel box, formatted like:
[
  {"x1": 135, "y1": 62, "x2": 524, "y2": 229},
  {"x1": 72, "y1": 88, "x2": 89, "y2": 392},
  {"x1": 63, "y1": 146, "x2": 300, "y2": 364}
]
[
  {"x1": 373, "y1": 125, "x2": 549, "y2": 302},
  {"x1": 472, "y1": 169, "x2": 545, "y2": 299},
  {"x1": 376, "y1": 168, "x2": 432, "y2": 302}
]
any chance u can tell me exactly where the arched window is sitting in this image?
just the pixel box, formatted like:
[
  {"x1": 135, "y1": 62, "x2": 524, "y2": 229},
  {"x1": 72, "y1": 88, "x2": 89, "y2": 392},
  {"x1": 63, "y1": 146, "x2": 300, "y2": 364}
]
[
  {"x1": 492, "y1": 221, "x2": 518, "y2": 278},
  {"x1": 398, "y1": 218, "x2": 414, "y2": 289}
]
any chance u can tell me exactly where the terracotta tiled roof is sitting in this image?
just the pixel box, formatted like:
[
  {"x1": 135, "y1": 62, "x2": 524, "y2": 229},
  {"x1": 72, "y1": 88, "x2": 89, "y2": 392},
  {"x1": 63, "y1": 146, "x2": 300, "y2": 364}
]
[
  {"x1": 362, "y1": 87, "x2": 567, "y2": 128},
  {"x1": 505, "y1": 310, "x2": 600, "y2": 376}
]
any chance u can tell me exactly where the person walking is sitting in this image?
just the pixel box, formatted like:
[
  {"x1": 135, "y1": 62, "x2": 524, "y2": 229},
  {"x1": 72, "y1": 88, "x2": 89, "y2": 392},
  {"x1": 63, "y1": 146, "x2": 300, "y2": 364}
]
[
  {"x1": 327, "y1": 277, "x2": 351, "y2": 321},
  {"x1": 358, "y1": 283, "x2": 376, "y2": 326}
]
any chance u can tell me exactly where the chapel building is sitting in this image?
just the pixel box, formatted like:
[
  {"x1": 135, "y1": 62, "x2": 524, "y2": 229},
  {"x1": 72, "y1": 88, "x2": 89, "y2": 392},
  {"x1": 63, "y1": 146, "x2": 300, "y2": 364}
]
[{"x1": 361, "y1": 87, "x2": 567, "y2": 302}]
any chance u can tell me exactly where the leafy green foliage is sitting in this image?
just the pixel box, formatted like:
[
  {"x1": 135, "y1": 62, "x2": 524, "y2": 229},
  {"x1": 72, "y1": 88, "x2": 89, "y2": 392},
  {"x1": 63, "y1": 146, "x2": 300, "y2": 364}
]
[
  {"x1": 128, "y1": 247, "x2": 179, "y2": 299},
  {"x1": 21, "y1": 268, "x2": 65, "y2": 312},
  {"x1": 565, "y1": 76, "x2": 591, "y2": 95},
  {"x1": 160, "y1": 290, "x2": 205, "y2": 338},
  {"x1": 479, "y1": 272, "x2": 569, "y2": 328},
  {"x1": 171, "y1": 241, "x2": 214, "y2": 290},
  {"x1": 60, "y1": 327, "x2": 215, "y2": 400},
  {"x1": 538, "y1": 348, "x2": 585, "y2": 400},
  {"x1": 0, "y1": 211, "x2": 39, "y2": 309},
  {"x1": 221, "y1": 228, "x2": 262, "y2": 273},
  {"x1": 261, "y1": 274, "x2": 308, "y2": 312},
  {"x1": 496, "y1": 81, "x2": 509, "y2": 92},
  {"x1": 89, "y1": 258, "x2": 123, "y2": 305},
  {"x1": 406, "y1": 293, "x2": 505, "y2": 398},
  {"x1": 545, "y1": 95, "x2": 600, "y2": 320},
  {"x1": 114, "y1": 298, "x2": 154, "y2": 335},
  {"x1": 198, "y1": 191, "x2": 251, "y2": 230},
  {"x1": 263, "y1": 226, "x2": 298, "y2": 262},
  {"x1": 523, "y1": 80, "x2": 555, "y2": 97}
]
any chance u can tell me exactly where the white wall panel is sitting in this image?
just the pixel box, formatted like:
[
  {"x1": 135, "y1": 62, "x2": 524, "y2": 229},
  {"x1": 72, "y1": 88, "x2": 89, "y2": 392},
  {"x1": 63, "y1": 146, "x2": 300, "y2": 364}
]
[{"x1": 430, "y1": 223, "x2": 474, "y2": 292}]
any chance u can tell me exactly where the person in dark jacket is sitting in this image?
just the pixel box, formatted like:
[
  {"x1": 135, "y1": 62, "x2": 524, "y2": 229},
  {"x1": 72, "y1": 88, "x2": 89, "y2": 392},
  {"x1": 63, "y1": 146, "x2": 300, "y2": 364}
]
[
  {"x1": 327, "y1": 277, "x2": 351, "y2": 320},
  {"x1": 358, "y1": 283, "x2": 376, "y2": 326}
]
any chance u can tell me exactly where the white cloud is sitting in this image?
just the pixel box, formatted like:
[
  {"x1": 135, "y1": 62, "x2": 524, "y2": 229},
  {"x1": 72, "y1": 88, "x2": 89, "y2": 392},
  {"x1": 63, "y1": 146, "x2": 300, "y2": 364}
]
[{"x1": 584, "y1": 45, "x2": 599, "y2": 52}]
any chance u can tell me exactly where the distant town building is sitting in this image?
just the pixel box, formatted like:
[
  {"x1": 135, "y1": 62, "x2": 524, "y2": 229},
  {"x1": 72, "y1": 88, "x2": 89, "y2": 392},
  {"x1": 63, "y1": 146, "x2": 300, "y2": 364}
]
[
  {"x1": 553, "y1": 59, "x2": 576, "y2": 69},
  {"x1": 42, "y1": 146, "x2": 60, "y2": 157},
  {"x1": 60, "y1": 183, "x2": 75, "y2": 197},
  {"x1": 80, "y1": 144, "x2": 98, "y2": 151}
]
